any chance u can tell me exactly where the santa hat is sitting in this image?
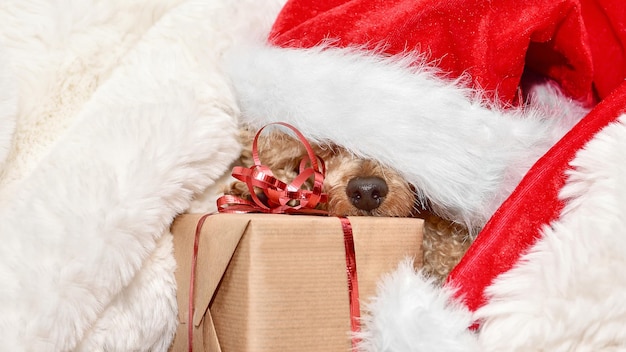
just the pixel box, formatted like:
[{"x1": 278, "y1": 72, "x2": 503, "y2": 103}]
[{"x1": 225, "y1": 0, "x2": 626, "y2": 350}]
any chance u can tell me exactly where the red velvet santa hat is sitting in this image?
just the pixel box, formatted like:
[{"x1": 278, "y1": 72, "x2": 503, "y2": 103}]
[{"x1": 263, "y1": 0, "x2": 626, "y2": 315}]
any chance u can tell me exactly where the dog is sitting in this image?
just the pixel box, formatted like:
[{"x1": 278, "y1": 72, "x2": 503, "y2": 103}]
[{"x1": 224, "y1": 127, "x2": 472, "y2": 282}]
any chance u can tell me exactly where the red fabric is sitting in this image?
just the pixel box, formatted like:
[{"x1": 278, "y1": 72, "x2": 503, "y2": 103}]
[
  {"x1": 269, "y1": 0, "x2": 626, "y2": 314},
  {"x1": 271, "y1": 0, "x2": 626, "y2": 105}
]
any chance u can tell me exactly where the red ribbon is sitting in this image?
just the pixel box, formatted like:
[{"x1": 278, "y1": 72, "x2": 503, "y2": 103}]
[
  {"x1": 188, "y1": 213, "x2": 212, "y2": 352},
  {"x1": 340, "y1": 217, "x2": 361, "y2": 350},
  {"x1": 188, "y1": 123, "x2": 360, "y2": 351},
  {"x1": 217, "y1": 122, "x2": 328, "y2": 215}
]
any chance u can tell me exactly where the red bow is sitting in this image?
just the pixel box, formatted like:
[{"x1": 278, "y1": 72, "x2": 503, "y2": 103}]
[{"x1": 217, "y1": 122, "x2": 328, "y2": 214}]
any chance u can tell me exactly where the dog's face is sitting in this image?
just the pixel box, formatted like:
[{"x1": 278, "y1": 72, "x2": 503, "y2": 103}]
[{"x1": 230, "y1": 129, "x2": 418, "y2": 217}]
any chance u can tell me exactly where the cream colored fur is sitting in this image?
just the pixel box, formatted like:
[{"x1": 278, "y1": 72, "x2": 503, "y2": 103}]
[
  {"x1": 0, "y1": 0, "x2": 286, "y2": 350},
  {"x1": 0, "y1": 46, "x2": 16, "y2": 171}
]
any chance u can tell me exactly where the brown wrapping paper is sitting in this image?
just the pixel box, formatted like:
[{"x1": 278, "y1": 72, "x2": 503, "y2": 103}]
[{"x1": 169, "y1": 213, "x2": 423, "y2": 352}]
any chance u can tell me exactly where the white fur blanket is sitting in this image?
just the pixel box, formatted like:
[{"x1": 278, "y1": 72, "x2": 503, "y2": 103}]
[{"x1": 0, "y1": 1, "x2": 285, "y2": 350}]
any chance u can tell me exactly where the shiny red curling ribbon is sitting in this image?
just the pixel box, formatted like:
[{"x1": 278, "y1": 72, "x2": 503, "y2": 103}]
[
  {"x1": 217, "y1": 122, "x2": 329, "y2": 214},
  {"x1": 340, "y1": 217, "x2": 361, "y2": 351},
  {"x1": 188, "y1": 212, "x2": 212, "y2": 352}
]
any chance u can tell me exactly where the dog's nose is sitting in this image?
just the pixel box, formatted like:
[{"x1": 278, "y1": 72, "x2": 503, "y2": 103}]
[{"x1": 346, "y1": 176, "x2": 389, "y2": 211}]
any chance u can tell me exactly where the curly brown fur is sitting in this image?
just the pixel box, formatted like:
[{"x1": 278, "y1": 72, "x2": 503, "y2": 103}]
[
  {"x1": 421, "y1": 213, "x2": 474, "y2": 283},
  {"x1": 225, "y1": 127, "x2": 473, "y2": 283}
]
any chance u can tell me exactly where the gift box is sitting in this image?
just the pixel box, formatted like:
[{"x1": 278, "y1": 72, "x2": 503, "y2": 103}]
[{"x1": 168, "y1": 213, "x2": 423, "y2": 352}]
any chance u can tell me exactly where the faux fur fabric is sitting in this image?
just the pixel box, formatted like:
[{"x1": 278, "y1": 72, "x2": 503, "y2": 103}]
[
  {"x1": 0, "y1": 45, "x2": 17, "y2": 175},
  {"x1": 0, "y1": 0, "x2": 285, "y2": 350}
]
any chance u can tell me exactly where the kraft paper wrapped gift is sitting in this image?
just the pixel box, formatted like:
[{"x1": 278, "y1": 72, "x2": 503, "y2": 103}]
[{"x1": 169, "y1": 213, "x2": 423, "y2": 352}]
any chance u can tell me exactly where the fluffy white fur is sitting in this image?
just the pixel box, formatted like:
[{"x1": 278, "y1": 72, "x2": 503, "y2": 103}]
[
  {"x1": 356, "y1": 259, "x2": 479, "y2": 352},
  {"x1": 0, "y1": 44, "x2": 16, "y2": 173},
  {"x1": 0, "y1": 0, "x2": 285, "y2": 350},
  {"x1": 226, "y1": 44, "x2": 586, "y2": 230}
]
